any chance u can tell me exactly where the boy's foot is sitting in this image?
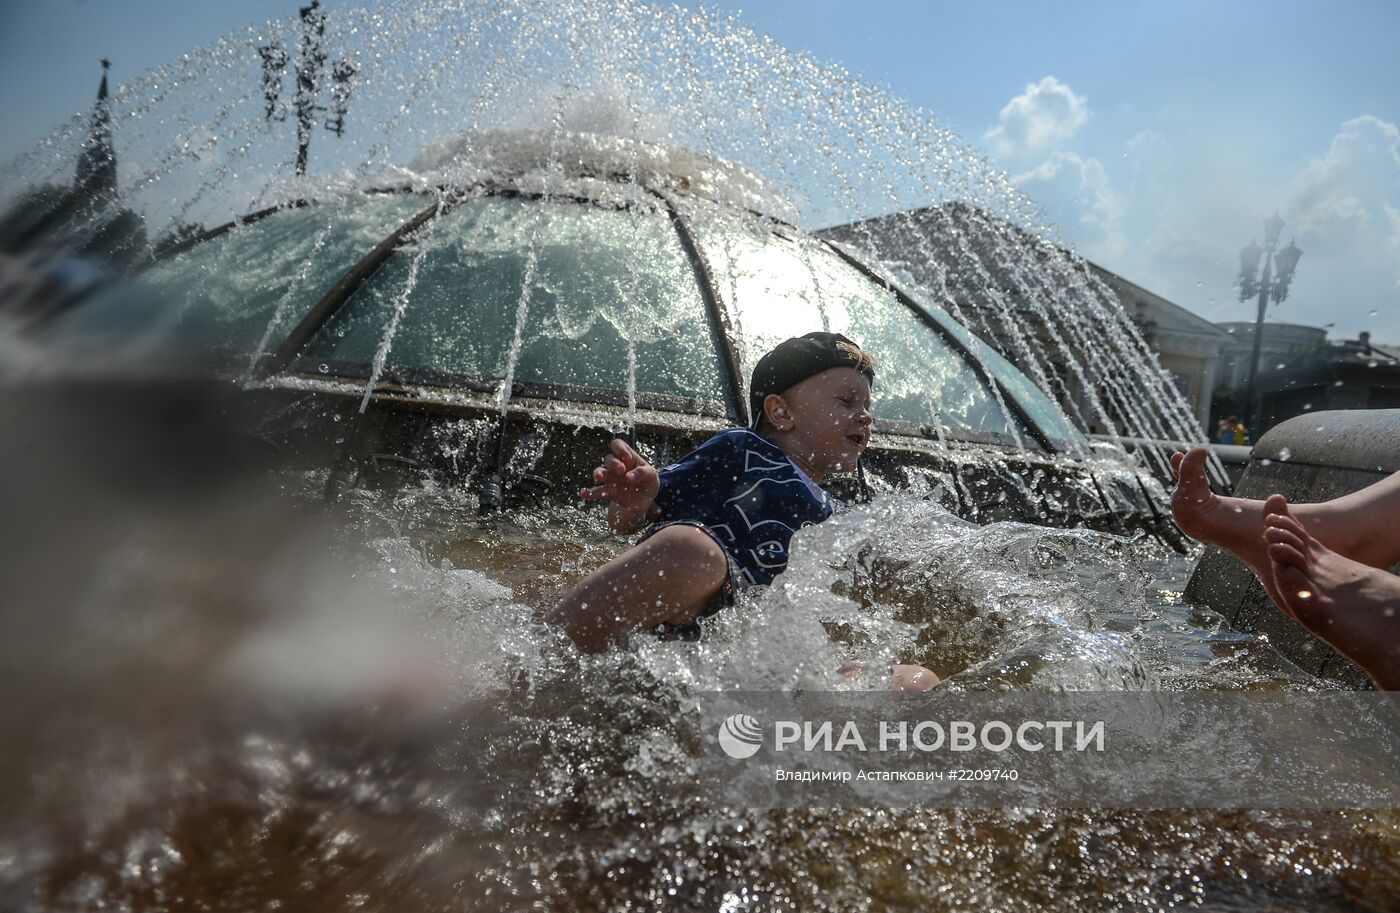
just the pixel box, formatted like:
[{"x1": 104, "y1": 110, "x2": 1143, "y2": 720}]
[
  {"x1": 1170, "y1": 448, "x2": 1287, "y2": 608},
  {"x1": 1264, "y1": 498, "x2": 1400, "y2": 691}
]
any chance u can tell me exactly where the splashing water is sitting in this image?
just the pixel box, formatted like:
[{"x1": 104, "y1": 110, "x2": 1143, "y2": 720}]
[
  {"x1": 0, "y1": 1, "x2": 1385, "y2": 909},
  {"x1": 1, "y1": 433, "x2": 1389, "y2": 911}
]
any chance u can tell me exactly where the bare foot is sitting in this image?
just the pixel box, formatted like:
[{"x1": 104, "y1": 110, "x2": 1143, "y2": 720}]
[
  {"x1": 1171, "y1": 448, "x2": 1288, "y2": 608},
  {"x1": 1264, "y1": 498, "x2": 1400, "y2": 691}
]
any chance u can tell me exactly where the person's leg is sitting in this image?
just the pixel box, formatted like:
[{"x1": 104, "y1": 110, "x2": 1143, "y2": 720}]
[
  {"x1": 548, "y1": 525, "x2": 729, "y2": 654},
  {"x1": 1171, "y1": 449, "x2": 1400, "y2": 582},
  {"x1": 1263, "y1": 496, "x2": 1400, "y2": 691}
]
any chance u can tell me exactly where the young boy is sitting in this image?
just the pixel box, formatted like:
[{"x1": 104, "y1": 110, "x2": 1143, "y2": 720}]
[{"x1": 547, "y1": 332, "x2": 938, "y2": 691}]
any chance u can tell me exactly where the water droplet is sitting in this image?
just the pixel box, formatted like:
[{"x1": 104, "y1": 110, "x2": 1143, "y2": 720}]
[
  {"x1": 1259, "y1": 459, "x2": 1272, "y2": 467},
  {"x1": 1297, "y1": 589, "x2": 1313, "y2": 600},
  {"x1": 319, "y1": 363, "x2": 330, "y2": 373},
  {"x1": 1370, "y1": 309, "x2": 1378, "y2": 316},
  {"x1": 1277, "y1": 447, "x2": 1291, "y2": 461}
]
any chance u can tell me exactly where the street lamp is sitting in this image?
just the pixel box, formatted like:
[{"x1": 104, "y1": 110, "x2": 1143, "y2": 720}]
[
  {"x1": 1236, "y1": 212, "x2": 1303, "y2": 439},
  {"x1": 259, "y1": 1, "x2": 356, "y2": 176}
]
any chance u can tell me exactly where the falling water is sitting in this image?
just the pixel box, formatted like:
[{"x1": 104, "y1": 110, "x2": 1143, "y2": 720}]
[
  {"x1": 2, "y1": 1, "x2": 1385, "y2": 909},
  {"x1": 357, "y1": 193, "x2": 444, "y2": 412}
]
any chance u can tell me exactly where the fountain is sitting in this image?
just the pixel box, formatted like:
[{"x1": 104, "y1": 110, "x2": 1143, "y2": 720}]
[
  {"x1": 27, "y1": 124, "x2": 1185, "y2": 535},
  {"x1": 0, "y1": 1, "x2": 1393, "y2": 910}
]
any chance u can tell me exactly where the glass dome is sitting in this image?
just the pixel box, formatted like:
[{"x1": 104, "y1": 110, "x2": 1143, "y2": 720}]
[{"x1": 46, "y1": 175, "x2": 1087, "y2": 453}]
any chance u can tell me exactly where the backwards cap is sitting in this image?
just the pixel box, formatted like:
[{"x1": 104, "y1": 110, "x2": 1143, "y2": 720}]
[{"x1": 749, "y1": 332, "x2": 875, "y2": 428}]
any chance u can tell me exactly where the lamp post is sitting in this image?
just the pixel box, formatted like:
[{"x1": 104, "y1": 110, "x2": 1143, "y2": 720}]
[
  {"x1": 1236, "y1": 212, "x2": 1303, "y2": 439},
  {"x1": 259, "y1": 1, "x2": 356, "y2": 176}
]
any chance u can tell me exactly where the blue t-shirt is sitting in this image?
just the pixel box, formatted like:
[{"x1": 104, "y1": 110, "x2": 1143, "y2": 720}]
[{"x1": 652, "y1": 428, "x2": 834, "y2": 587}]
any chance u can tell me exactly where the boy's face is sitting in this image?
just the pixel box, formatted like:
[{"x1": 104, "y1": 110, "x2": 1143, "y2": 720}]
[{"x1": 772, "y1": 366, "x2": 873, "y2": 477}]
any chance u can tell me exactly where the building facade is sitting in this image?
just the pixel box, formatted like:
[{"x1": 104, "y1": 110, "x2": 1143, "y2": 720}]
[
  {"x1": 1088, "y1": 265, "x2": 1233, "y2": 434},
  {"x1": 1214, "y1": 326, "x2": 1400, "y2": 437}
]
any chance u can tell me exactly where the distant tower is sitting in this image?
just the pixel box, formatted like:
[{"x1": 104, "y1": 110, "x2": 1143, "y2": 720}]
[{"x1": 74, "y1": 59, "x2": 118, "y2": 206}]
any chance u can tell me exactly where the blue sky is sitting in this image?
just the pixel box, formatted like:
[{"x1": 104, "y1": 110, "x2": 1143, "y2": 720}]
[{"x1": 3, "y1": 0, "x2": 1397, "y2": 340}]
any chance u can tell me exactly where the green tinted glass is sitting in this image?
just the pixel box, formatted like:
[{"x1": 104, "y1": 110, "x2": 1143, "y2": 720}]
[
  {"x1": 49, "y1": 195, "x2": 426, "y2": 356},
  {"x1": 298, "y1": 196, "x2": 727, "y2": 410},
  {"x1": 692, "y1": 204, "x2": 1029, "y2": 441}
]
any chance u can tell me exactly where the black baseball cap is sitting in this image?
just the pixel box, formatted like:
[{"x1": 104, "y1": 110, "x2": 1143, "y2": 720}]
[{"x1": 749, "y1": 332, "x2": 875, "y2": 427}]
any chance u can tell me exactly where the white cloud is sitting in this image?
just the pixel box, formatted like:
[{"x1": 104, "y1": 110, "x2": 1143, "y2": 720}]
[
  {"x1": 1013, "y1": 151, "x2": 1121, "y2": 230},
  {"x1": 984, "y1": 76, "x2": 1089, "y2": 159},
  {"x1": 1125, "y1": 129, "x2": 1173, "y2": 183},
  {"x1": 1386, "y1": 201, "x2": 1400, "y2": 267},
  {"x1": 1289, "y1": 115, "x2": 1400, "y2": 256},
  {"x1": 1093, "y1": 116, "x2": 1400, "y2": 343},
  {"x1": 1293, "y1": 195, "x2": 1370, "y2": 254},
  {"x1": 1276, "y1": 115, "x2": 1400, "y2": 340}
]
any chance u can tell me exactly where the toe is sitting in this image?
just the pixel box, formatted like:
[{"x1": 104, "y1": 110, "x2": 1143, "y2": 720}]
[
  {"x1": 1264, "y1": 511, "x2": 1309, "y2": 541},
  {"x1": 1267, "y1": 540, "x2": 1308, "y2": 570},
  {"x1": 1172, "y1": 449, "x2": 1212, "y2": 509},
  {"x1": 1263, "y1": 524, "x2": 1306, "y2": 552}
]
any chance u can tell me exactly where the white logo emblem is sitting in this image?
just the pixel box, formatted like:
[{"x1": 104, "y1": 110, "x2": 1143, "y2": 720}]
[{"x1": 718, "y1": 713, "x2": 763, "y2": 759}]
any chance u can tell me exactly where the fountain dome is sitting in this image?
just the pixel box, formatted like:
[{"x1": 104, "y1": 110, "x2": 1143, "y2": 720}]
[{"x1": 36, "y1": 129, "x2": 1173, "y2": 537}]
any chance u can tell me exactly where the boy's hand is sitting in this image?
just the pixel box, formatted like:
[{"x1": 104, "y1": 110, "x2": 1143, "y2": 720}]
[{"x1": 580, "y1": 439, "x2": 660, "y2": 529}]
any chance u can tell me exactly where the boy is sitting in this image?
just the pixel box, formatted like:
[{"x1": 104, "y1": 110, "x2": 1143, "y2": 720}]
[{"x1": 547, "y1": 332, "x2": 938, "y2": 691}]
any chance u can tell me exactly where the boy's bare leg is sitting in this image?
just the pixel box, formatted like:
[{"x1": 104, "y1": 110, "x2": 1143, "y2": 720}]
[
  {"x1": 1263, "y1": 496, "x2": 1400, "y2": 691},
  {"x1": 1171, "y1": 449, "x2": 1400, "y2": 597},
  {"x1": 548, "y1": 525, "x2": 729, "y2": 654}
]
